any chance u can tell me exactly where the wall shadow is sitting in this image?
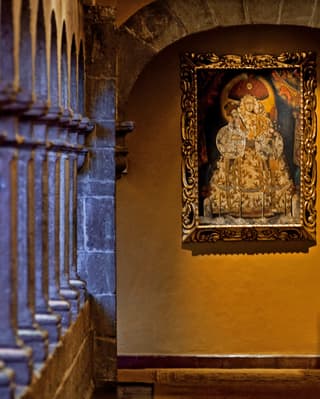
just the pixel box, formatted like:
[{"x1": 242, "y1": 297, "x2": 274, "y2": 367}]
[{"x1": 183, "y1": 239, "x2": 314, "y2": 255}]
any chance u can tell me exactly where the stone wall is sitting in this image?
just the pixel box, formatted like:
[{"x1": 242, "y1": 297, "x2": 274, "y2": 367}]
[
  {"x1": 78, "y1": 4, "x2": 117, "y2": 385},
  {"x1": 117, "y1": 0, "x2": 320, "y2": 116}
]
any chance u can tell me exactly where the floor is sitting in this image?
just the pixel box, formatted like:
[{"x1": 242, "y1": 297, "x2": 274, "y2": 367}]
[
  {"x1": 93, "y1": 385, "x2": 151, "y2": 399},
  {"x1": 92, "y1": 384, "x2": 320, "y2": 399}
]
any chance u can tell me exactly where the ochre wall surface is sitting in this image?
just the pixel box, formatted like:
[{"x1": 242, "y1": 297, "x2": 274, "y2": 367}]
[{"x1": 117, "y1": 25, "x2": 320, "y2": 355}]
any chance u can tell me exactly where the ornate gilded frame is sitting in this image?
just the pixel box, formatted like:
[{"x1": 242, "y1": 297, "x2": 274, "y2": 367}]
[{"x1": 181, "y1": 52, "x2": 316, "y2": 244}]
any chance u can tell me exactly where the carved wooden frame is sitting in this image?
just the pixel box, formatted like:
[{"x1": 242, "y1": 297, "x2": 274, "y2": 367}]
[{"x1": 180, "y1": 52, "x2": 316, "y2": 244}]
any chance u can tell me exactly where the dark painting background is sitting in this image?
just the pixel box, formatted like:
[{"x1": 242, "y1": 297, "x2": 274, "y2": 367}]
[{"x1": 197, "y1": 68, "x2": 301, "y2": 216}]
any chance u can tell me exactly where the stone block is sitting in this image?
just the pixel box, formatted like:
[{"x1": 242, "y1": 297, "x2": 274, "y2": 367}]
[
  {"x1": 77, "y1": 175, "x2": 88, "y2": 197},
  {"x1": 80, "y1": 252, "x2": 116, "y2": 295},
  {"x1": 91, "y1": 294, "x2": 116, "y2": 337},
  {"x1": 84, "y1": 4, "x2": 116, "y2": 23},
  {"x1": 77, "y1": 171, "x2": 89, "y2": 186},
  {"x1": 166, "y1": 0, "x2": 217, "y2": 34},
  {"x1": 312, "y1": 3, "x2": 320, "y2": 27},
  {"x1": 244, "y1": 0, "x2": 281, "y2": 24},
  {"x1": 207, "y1": 0, "x2": 246, "y2": 26},
  {"x1": 86, "y1": 76, "x2": 116, "y2": 120},
  {"x1": 85, "y1": 197, "x2": 114, "y2": 251},
  {"x1": 87, "y1": 120, "x2": 116, "y2": 148},
  {"x1": 124, "y1": 2, "x2": 187, "y2": 51},
  {"x1": 85, "y1": 16, "x2": 117, "y2": 76},
  {"x1": 77, "y1": 197, "x2": 85, "y2": 250},
  {"x1": 87, "y1": 148, "x2": 115, "y2": 182},
  {"x1": 78, "y1": 179, "x2": 115, "y2": 197},
  {"x1": 77, "y1": 250, "x2": 88, "y2": 282},
  {"x1": 280, "y1": 0, "x2": 315, "y2": 25}
]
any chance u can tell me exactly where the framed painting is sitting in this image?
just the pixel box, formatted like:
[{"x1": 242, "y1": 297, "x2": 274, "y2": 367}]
[{"x1": 180, "y1": 52, "x2": 316, "y2": 243}]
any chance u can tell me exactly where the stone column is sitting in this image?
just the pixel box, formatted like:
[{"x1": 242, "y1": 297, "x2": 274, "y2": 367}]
[
  {"x1": 0, "y1": 133, "x2": 17, "y2": 350},
  {"x1": 0, "y1": 361, "x2": 14, "y2": 399},
  {"x1": 32, "y1": 135, "x2": 62, "y2": 345},
  {"x1": 46, "y1": 122, "x2": 71, "y2": 330},
  {"x1": 16, "y1": 135, "x2": 48, "y2": 362},
  {"x1": 68, "y1": 124, "x2": 89, "y2": 306},
  {"x1": 58, "y1": 147, "x2": 80, "y2": 320},
  {"x1": 81, "y1": 5, "x2": 117, "y2": 383},
  {"x1": 0, "y1": 137, "x2": 32, "y2": 385},
  {"x1": 23, "y1": 108, "x2": 63, "y2": 347}
]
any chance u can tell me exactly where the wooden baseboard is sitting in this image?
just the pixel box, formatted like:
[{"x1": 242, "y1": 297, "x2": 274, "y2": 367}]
[{"x1": 118, "y1": 355, "x2": 320, "y2": 370}]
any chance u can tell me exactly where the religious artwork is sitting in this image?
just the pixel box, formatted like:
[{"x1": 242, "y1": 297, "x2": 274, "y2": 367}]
[{"x1": 180, "y1": 52, "x2": 316, "y2": 243}]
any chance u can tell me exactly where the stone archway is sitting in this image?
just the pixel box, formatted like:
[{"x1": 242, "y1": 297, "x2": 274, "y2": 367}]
[
  {"x1": 117, "y1": 0, "x2": 320, "y2": 116},
  {"x1": 115, "y1": 4, "x2": 320, "y2": 378}
]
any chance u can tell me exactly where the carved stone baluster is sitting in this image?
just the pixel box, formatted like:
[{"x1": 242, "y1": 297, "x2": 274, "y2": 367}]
[
  {"x1": 58, "y1": 148, "x2": 79, "y2": 320},
  {"x1": 46, "y1": 125, "x2": 71, "y2": 330},
  {"x1": 0, "y1": 361, "x2": 14, "y2": 399},
  {"x1": 69, "y1": 117, "x2": 94, "y2": 303},
  {"x1": 68, "y1": 120, "x2": 88, "y2": 305},
  {"x1": 68, "y1": 149, "x2": 86, "y2": 305},
  {"x1": 54, "y1": 111, "x2": 80, "y2": 320},
  {"x1": 0, "y1": 150, "x2": 18, "y2": 345},
  {"x1": 32, "y1": 133, "x2": 61, "y2": 345},
  {"x1": 0, "y1": 142, "x2": 32, "y2": 385},
  {"x1": 16, "y1": 131, "x2": 48, "y2": 362}
]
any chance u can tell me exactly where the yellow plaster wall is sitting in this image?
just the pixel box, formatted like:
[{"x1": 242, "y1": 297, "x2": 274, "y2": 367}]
[{"x1": 117, "y1": 25, "x2": 320, "y2": 355}]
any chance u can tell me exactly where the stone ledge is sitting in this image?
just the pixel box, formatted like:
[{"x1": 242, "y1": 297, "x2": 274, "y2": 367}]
[{"x1": 19, "y1": 301, "x2": 93, "y2": 399}]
